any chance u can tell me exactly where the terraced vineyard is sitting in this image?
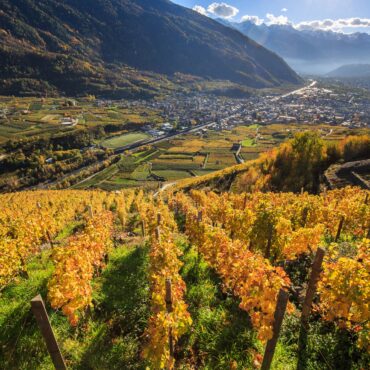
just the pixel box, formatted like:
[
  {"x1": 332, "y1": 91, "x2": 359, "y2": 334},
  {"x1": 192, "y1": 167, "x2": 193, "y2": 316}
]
[{"x1": 0, "y1": 187, "x2": 369, "y2": 369}]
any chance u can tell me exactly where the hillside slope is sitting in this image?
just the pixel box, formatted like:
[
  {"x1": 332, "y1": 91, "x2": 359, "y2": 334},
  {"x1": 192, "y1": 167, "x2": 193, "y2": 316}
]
[
  {"x1": 173, "y1": 133, "x2": 370, "y2": 194},
  {"x1": 0, "y1": 0, "x2": 302, "y2": 97},
  {"x1": 327, "y1": 64, "x2": 370, "y2": 78}
]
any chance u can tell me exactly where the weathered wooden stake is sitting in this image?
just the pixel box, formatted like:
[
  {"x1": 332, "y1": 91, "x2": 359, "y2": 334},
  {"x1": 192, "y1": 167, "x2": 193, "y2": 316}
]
[
  {"x1": 196, "y1": 211, "x2": 203, "y2": 276},
  {"x1": 243, "y1": 193, "x2": 248, "y2": 209},
  {"x1": 37, "y1": 202, "x2": 54, "y2": 248},
  {"x1": 165, "y1": 279, "x2": 174, "y2": 358},
  {"x1": 31, "y1": 295, "x2": 67, "y2": 370},
  {"x1": 323, "y1": 187, "x2": 327, "y2": 197},
  {"x1": 335, "y1": 216, "x2": 345, "y2": 242},
  {"x1": 46, "y1": 230, "x2": 54, "y2": 248},
  {"x1": 87, "y1": 205, "x2": 93, "y2": 218},
  {"x1": 301, "y1": 207, "x2": 309, "y2": 228},
  {"x1": 261, "y1": 289, "x2": 289, "y2": 370},
  {"x1": 155, "y1": 226, "x2": 160, "y2": 241},
  {"x1": 300, "y1": 247, "x2": 325, "y2": 326},
  {"x1": 297, "y1": 247, "x2": 325, "y2": 370},
  {"x1": 141, "y1": 220, "x2": 146, "y2": 237},
  {"x1": 157, "y1": 213, "x2": 162, "y2": 225}
]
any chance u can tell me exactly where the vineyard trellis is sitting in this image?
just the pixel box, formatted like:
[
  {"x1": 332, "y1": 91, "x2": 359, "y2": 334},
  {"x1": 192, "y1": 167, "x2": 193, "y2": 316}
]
[{"x1": 0, "y1": 187, "x2": 368, "y2": 369}]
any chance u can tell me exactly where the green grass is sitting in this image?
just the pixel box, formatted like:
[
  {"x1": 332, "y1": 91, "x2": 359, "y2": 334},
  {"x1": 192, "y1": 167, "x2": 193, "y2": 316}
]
[
  {"x1": 177, "y1": 239, "x2": 257, "y2": 369},
  {"x1": 130, "y1": 164, "x2": 151, "y2": 181},
  {"x1": 0, "y1": 250, "x2": 57, "y2": 369},
  {"x1": 76, "y1": 245, "x2": 150, "y2": 369},
  {"x1": 241, "y1": 138, "x2": 256, "y2": 147},
  {"x1": 134, "y1": 149, "x2": 160, "y2": 163},
  {"x1": 0, "y1": 244, "x2": 150, "y2": 369},
  {"x1": 72, "y1": 162, "x2": 119, "y2": 189},
  {"x1": 152, "y1": 170, "x2": 192, "y2": 181},
  {"x1": 100, "y1": 133, "x2": 150, "y2": 149},
  {"x1": 55, "y1": 221, "x2": 85, "y2": 241}
]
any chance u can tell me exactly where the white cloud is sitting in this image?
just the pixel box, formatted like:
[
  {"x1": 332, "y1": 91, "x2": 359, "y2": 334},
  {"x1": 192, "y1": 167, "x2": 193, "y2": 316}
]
[
  {"x1": 207, "y1": 2, "x2": 239, "y2": 19},
  {"x1": 192, "y1": 4, "x2": 370, "y2": 34},
  {"x1": 241, "y1": 15, "x2": 264, "y2": 26},
  {"x1": 296, "y1": 17, "x2": 370, "y2": 31},
  {"x1": 192, "y1": 5, "x2": 207, "y2": 16},
  {"x1": 266, "y1": 13, "x2": 290, "y2": 26}
]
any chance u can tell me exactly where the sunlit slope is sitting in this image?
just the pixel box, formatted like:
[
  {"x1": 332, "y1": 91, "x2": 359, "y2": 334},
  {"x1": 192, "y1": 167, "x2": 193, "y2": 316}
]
[
  {"x1": 0, "y1": 0, "x2": 301, "y2": 97},
  {"x1": 173, "y1": 133, "x2": 370, "y2": 193}
]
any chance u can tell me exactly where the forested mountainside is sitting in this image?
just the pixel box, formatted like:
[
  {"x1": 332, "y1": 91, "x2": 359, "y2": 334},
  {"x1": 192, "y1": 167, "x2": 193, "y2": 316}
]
[{"x1": 0, "y1": 0, "x2": 302, "y2": 97}]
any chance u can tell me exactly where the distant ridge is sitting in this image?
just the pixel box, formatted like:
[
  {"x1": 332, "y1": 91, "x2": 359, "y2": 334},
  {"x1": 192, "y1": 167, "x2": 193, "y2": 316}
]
[
  {"x1": 0, "y1": 0, "x2": 302, "y2": 98},
  {"x1": 326, "y1": 64, "x2": 370, "y2": 78}
]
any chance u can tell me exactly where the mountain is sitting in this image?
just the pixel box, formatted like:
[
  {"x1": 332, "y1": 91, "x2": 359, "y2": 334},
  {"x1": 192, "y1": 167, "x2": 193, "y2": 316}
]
[
  {"x1": 0, "y1": 0, "x2": 301, "y2": 98},
  {"x1": 222, "y1": 19, "x2": 370, "y2": 75},
  {"x1": 327, "y1": 64, "x2": 370, "y2": 78}
]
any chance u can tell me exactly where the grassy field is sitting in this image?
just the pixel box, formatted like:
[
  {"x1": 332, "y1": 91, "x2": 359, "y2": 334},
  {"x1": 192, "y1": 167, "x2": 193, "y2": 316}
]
[
  {"x1": 75, "y1": 123, "x2": 369, "y2": 191},
  {"x1": 100, "y1": 132, "x2": 151, "y2": 149}
]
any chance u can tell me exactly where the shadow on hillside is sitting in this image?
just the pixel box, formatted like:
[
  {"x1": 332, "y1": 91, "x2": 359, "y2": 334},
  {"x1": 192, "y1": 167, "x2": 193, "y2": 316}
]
[
  {"x1": 178, "y1": 244, "x2": 255, "y2": 369},
  {"x1": 77, "y1": 246, "x2": 150, "y2": 370}
]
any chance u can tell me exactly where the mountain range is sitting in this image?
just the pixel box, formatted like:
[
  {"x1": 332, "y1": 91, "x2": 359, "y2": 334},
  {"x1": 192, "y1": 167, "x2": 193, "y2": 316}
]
[
  {"x1": 327, "y1": 64, "x2": 370, "y2": 78},
  {"x1": 0, "y1": 0, "x2": 301, "y2": 98},
  {"x1": 220, "y1": 19, "x2": 370, "y2": 75}
]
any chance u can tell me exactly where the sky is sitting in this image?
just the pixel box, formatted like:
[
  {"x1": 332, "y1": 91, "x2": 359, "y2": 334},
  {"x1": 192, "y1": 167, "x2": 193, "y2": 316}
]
[{"x1": 172, "y1": 0, "x2": 370, "y2": 33}]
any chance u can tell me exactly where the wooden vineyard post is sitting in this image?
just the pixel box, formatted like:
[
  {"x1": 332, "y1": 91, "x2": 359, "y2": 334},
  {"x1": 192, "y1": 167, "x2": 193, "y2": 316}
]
[
  {"x1": 87, "y1": 205, "x2": 93, "y2": 218},
  {"x1": 141, "y1": 220, "x2": 146, "y2": 237},
  {"x1": 31, "y1": 295, "x2": 67, "y2": 370},
  {"x1": 155, "y1": 213, "x2": 162, "y2": 240},
  {"x1": 17, "y1": 249, "x2": 29, "y2": 279},
  {"x1": 261, "y1": 289, "x2": 289, "y2": 370},
  {"x1": 165, "y1": 279, "x2": 174, "y2": 358},
  {"x1": 300, "y1": 248, "x2": 325, "y2": 326},
  {"x1": 36, "y1": 202, "x2": 54, "y2": 248},
  {"x1": 297, "y1": 247, "x2": 325, "y2": 370},
  {"x1": 243, "y1": 193, "x2": 248, "y2": 209},
  {"x1": 155, "y1": 226, "x2": 160, "y2": 241},
  {"x1": 334, "y1": 216, "x2": 345, "y2": 242},
  {"x1": 46, "y1": 230, "x2": 54, "y2": 249},
  {"x1": 196, "y1": 211, "x2": 203, "y2": 277}
]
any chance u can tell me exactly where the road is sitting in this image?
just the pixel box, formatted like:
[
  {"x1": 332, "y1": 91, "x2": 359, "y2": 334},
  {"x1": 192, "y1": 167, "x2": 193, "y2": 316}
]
[
  {"x1": 272, "y1": 80, "x2": 317, "y2": 101},
  {"x1": 113, "y1": 120, "x2": 217, "y2": 154},
  {"x1": 153, "y1": 182, "x2": 176, "y2": 197}
]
